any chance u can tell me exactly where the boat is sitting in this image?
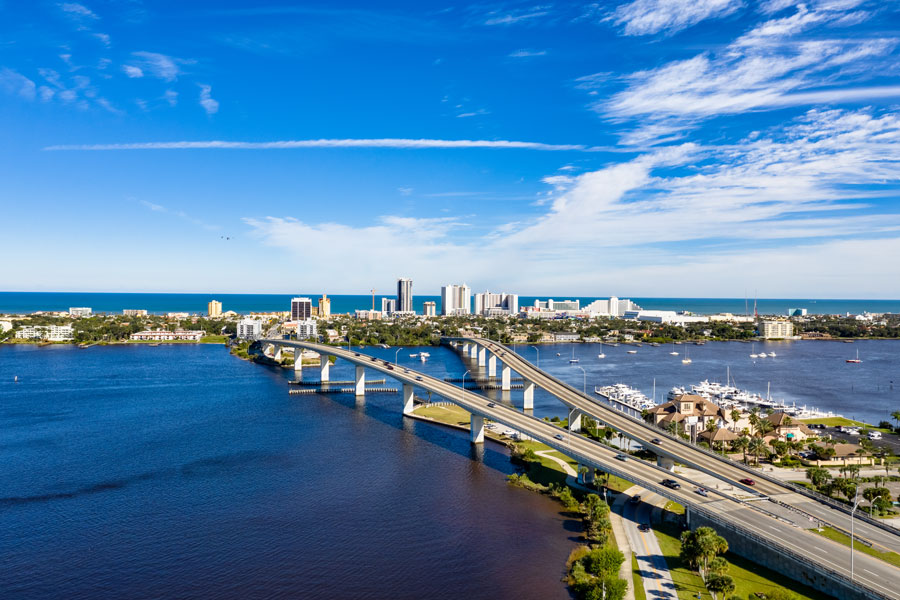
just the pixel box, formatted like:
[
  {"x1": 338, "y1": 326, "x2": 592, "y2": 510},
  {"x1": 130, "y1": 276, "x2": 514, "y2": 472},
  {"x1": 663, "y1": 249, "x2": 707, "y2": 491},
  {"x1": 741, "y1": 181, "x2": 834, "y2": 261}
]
[
  {"x1": 846, "y1": 349, "x2": 862, "y2": 364},
  {"x1": 650, "y1": 342, "x2": 661, "y2": 347},
  {"x1": 768, "y1": 352, "x2": 776, "y2": 357},
  {"x1": 420, "y1": 352, "x2": 430, "y2": 363},
  {"x1": 682, "y1": 347, "x2": 692, "y2": 364},
  {"x1": 13, "y1": 375, "x2": 17, "y2": 383},
  {"x1": 597, "y1": 341, "x2": 605, "y2": 359},
  {"x1": 749, "y1": 343, "x2": 758, "y2": 358},
  {"x1": 556, "y1": 353, "x2": 561, "y2": 356},
  {"x1": 669, "y1": 342, "x2": 679, "y2": 356},
  {"x1": 669, "y1": 378, "x2": 842, "y2": 419},
  {"x1": 594, "y1": 384, "x2": 655, "y2": 413},
  {"x1": 409, "y1": 353, "x2": 419, "y2": 358},
  {"x1": 627, "y1": 350, "x2": 637, "y2": 354},
  {"x1": 568, "y1": 346, "x2": 579, "y2": 364}
]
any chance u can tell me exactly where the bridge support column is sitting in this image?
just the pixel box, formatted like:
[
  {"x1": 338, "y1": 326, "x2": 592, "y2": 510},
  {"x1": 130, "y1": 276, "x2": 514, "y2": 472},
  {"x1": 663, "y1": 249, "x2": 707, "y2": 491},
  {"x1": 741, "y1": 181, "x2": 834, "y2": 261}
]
[
  {"x1": 478, "y1": 346, "x2": 486, "y2": 367},
  {"x1": 462, "y1": 342, "x2": 470, "y2": 355},
  {"x1": 273, "y1": 346, "x2": 282, "y2": 361},
  {"x1": 471, "y1": 414, "x2": 485, "y2": 444},
  {"x1": 355, "y1": 366, "x2": 366, "y2": 397},
  {"x1": 523, "y1": 380, "x2": 534, "y2": 410},
  {"x1": 469, "y1": 344, "x2": 478, "y2": 360},
  {"x1": 656, "y1": 455, "x2": 675, "y2": 471},
  {"x1": 501, "y1": 365, "x2": 511, "y2": 391},
  {"x1": 488, "y1": 354, "x2": 497, "y2": 377},
  {"x1": 293, "y1": 349, "x2": 302, "y2": 372},
  {"x1": 402, "y1": 383, "x2": 414, "y2": 415},
  {"x1": 568, "y1": 408, "x2": 582, "y2": 432},
  {"x1": 587, "y1": 467, "x2": 596, "y2": 486},
  {"x1": 319, "y1": 355, "x2": 330, "y2": 381}
]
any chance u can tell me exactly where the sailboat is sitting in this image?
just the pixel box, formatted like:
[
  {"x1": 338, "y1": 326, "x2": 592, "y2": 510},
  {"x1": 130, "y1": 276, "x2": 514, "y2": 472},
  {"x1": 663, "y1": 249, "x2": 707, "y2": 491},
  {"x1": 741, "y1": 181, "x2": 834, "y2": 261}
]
[
  {"x1": 846, "y1": 349, "x2": 862, "y2": 364},
  {"x1": 569, "y1": 345, "x2": 579, "y2": 364},
  {"x1": 682, "y1": 347, "x2": 692, "y2": 365},
  {"x1": 597, "y1": 340, "x2": 605, "y2": 359},
  {"x1": 750, "y1": 343, "x2": 759, "y2": 359},
  {"x1": 669, "y1": 342, "x2": 679, "y2": 356}
]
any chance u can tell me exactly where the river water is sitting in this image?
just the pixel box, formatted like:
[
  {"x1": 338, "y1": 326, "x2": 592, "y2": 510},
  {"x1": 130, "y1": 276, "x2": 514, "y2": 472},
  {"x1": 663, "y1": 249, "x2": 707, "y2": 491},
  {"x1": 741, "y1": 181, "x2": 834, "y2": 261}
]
[{"x1": 0, "y1": 344, "x2": 578, "y2": 600}]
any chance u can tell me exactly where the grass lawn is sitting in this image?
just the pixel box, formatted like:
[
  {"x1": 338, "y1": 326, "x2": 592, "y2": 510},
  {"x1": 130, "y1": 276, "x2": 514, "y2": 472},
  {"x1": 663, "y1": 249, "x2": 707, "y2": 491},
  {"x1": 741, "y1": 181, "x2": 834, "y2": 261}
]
[
  {"x1": 664, "y1": 501, "x2": 685, "y2": 515},
  {"x1": 414, "y1": 403, "x2": 471, "y2": 426},
  {"x1": 200, "y1": 335, "x2": 228, "y2": 344},
  {"x1": 800, "y1": 417, "x2": 891, "y2": 432},
  {"x1": 653, "y1": 521, "x2": 830, "y2": 600},
  {"x1": 631, "y1": 552, "x2": 647, "y2": 600},
  {"x1": 813, "y1": 526, "x2": 900, "y2": 568}
]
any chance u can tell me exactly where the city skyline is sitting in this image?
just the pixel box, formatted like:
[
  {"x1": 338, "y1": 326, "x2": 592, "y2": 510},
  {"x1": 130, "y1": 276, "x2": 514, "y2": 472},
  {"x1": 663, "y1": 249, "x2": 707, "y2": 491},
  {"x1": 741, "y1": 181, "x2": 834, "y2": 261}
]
[{"x1": 3, "y1": 2, "x2": 900, "y2": 297}]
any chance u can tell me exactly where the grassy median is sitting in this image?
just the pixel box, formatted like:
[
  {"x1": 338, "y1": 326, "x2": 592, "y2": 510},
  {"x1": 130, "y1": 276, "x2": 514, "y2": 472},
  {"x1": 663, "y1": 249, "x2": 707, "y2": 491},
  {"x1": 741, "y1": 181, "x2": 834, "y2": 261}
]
[{"x1": 813, "y1": 526, "x2": 900, "y2": 568}]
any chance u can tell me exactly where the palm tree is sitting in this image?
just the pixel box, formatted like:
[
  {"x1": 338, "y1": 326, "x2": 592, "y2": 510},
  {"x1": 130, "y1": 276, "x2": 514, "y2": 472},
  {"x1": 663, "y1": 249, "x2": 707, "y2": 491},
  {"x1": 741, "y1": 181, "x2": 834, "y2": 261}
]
[
  {"x1": 755, "y1": 418, "x2": 774, "y2": 439},
  {"x1": 733, "y1": 436, "x2": 750, "y2": 464},
  {"x1": 730, "y1": 409, "x2": 741, "y2": 433},
  {"x1": 891, "y1": 410, "x2": 900, "y2": 432},
  {"x1": 806, "y1": 466, "x2": 831, "y2": 489},
  {"x1": 748, "y1": 437, "x2": 767, "y2": 465}
]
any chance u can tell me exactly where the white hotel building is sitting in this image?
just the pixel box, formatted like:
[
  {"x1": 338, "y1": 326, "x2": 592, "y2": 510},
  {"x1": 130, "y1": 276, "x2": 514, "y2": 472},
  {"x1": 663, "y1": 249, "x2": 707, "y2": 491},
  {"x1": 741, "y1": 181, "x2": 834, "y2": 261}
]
[{"x1": 16, "y1": 325, "x2": 75, "y2": 341}]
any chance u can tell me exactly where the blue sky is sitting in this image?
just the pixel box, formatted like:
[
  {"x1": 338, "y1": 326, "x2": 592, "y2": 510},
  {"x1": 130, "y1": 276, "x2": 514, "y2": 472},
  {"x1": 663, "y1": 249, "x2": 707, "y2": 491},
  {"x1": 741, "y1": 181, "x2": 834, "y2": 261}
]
[{"x1": 2, "y1": 0, "x2": 900, "y2": 297}]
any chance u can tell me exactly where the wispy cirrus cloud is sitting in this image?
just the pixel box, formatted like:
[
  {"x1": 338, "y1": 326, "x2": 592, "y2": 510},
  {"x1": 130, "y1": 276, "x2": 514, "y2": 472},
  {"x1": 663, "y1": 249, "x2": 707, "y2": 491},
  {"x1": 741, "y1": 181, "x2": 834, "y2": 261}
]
[
  {"x1": 44, "y1": 138, "x2": 602, "y2": 152},
  {"x1": 0, "y1": 68, "x2": 37, "y2": 100},
  {"x1": 127, "y1": 51, "x2": 189, "y2": 82},
  {"x1": 509, "y1": 48, "x2": 547, "y2": 57},
  {"x1": 482, "y1": 5, "x2": 551, "y2": 26},
  {"x1": 609, "y1": 0, "x2": 743, "y2": 36},
  {"x1": 139, "y1": 199, "x2": 219, "y2": 231},
  {"x1": 198, "y1": 84, "x2": 219, "y2": 115}
]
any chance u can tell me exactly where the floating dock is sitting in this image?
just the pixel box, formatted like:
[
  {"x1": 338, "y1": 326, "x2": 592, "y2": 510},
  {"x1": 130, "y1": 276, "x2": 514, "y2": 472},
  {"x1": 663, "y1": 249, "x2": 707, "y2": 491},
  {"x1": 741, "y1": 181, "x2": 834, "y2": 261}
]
[{"x1": 289, "y1": 387, "x2": 398, "y2": 395}]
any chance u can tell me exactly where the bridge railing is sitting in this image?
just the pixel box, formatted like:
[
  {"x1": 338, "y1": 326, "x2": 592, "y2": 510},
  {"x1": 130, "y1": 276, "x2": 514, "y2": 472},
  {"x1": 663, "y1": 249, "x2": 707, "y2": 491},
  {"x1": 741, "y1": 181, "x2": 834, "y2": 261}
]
[{"x1": 448, "y1": 338, "x2": 899, "y2": 539}]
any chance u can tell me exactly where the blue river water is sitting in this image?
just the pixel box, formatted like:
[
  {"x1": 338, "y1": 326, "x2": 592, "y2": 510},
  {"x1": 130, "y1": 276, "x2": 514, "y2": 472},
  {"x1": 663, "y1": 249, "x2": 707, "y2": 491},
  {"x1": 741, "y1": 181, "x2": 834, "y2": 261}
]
[
  {"x1": 2, "y1": 291, "x2": 899, "y2": 316},
  {"x1": 0, "y1": 344, "x2": 579, "y2": 600}
]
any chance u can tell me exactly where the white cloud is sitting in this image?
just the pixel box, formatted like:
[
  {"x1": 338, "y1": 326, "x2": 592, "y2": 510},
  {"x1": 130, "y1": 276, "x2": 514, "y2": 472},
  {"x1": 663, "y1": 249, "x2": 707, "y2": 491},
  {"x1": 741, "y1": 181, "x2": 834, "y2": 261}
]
[
  {"x1": 611, "y1": 0, "x2": 742, "y2": 36},
  {"x1": 198, "y1": 84, "x2": 219, "y2": 115},
  {"x1": 483, "y1": 6, "x2": 551, "y2": 25},
  {"x1": 509, "y1": 48, "x2": 547, "y2": 57},
  {"x1": 131, "y1": 51, "x2": 186, "y2": 81},
  {"x1": 45, "y1": 138, "x2": 595, "y2": 151},
  {"x1": 59, "y1": 2, "x2": 98, "y2": 19},
  {"x1": 122, "y1": 65, "x2": 143, "y2": 78},
  {"x1": 398, "y1": 187, "x2": 414, "y2": 195},
  {"x1": 93, "y1": 32, "x2": 111, "y2": 46},
  {"x1": 163, "y1": 89, "x2": 178, "y2": 106},
  {"x1": 0, "y1": 68, "x2": 37, "y2": 101}
]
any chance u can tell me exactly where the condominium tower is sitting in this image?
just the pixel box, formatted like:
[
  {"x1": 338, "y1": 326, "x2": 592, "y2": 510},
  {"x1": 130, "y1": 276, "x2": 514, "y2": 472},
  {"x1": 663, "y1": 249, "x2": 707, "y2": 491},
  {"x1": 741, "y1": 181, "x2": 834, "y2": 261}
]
[
  {"x1": 291, "y1": 297, "x2": 312, "y2": 321},
  {"x1": 441, "y1": 284, "x2": 471, "y2": 315},
  {"x1": 397, "y1": 277, "x2": 413, "y2": 313}
]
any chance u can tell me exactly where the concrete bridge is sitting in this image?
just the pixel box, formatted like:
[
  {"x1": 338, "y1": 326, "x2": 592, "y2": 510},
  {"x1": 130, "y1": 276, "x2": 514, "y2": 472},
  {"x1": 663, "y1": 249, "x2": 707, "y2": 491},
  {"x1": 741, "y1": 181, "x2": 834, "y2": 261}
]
[{"x1": 261, "y1": 338, "x2": 899, "y2": 600}]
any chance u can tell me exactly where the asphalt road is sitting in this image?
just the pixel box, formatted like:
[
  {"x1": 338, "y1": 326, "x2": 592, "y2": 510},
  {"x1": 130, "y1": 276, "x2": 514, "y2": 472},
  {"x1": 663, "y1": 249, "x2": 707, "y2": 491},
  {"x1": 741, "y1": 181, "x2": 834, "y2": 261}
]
[{"x1": 268, "y1": 340, "x2": 900, "y2": 600}]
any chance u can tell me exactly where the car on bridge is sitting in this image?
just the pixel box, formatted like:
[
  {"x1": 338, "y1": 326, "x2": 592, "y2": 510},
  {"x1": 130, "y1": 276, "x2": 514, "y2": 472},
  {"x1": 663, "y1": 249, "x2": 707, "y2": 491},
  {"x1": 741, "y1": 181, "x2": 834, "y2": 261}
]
[
  {"x1": 554, "y1": 433, "x2": 565, "y2": 440},
  {"x1": 696, "y1": 487, "x2": 708, "y2": 497},
  {"x1": 638, "y1": 523, "x2": 651, "y2": 532},
  {"x1": 615, "y1": 454, "x2": 628, "y2": 461},
  {"x1": 739, "y1": 478, "x2": 756, "y2": 486},
  {"x1": 662, "y1": 479, "x2": 681, "y2": 489},
  {"x1": 650, "y1": 438, "x2": 662, "y2": 445},
  {"x1": 487, "y1": 402, "x2": 496, "y2": 408}
]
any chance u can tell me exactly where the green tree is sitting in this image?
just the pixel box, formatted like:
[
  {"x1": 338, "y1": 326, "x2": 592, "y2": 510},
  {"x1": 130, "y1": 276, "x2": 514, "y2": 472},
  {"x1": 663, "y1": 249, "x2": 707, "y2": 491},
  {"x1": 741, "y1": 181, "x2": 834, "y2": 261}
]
[
  {"x1": 680, "y1": 527, "x2": 729, "y2": 581},
  {"x1": 707, "y1": 574, "x2": 736, "y2": 600},
  {"x1": 730, "y1": 409, "x2": 741, "y2": 432},
  {"x1": 806, "y1": 466, "x2": 831, "y2": 489},
  {"x1": 748, "y1": 437, "x2": 767, "y2": 465},
  {"x1": 732, "y1": 436, "x2": 750, "y2": 464}
]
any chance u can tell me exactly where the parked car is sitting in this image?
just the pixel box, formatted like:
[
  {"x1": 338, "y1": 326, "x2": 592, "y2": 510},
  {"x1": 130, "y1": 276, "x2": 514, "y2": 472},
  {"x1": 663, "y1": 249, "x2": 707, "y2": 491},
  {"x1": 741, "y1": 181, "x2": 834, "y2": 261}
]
[{"x1": 739, "y1": 478, "x2": 755, "y2": 486}]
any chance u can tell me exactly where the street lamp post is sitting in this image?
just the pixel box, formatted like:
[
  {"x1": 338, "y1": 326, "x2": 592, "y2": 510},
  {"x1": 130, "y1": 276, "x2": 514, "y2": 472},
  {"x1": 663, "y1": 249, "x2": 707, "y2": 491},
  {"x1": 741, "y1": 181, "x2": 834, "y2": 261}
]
[
  {"x1": 575, "y1": 365, "x2": 586, "y2": 394},
  {"x1": 395, "y1": 347, "x2": 404, "y2": 364},
  {"x1": 462, "y1": 369, "x2": 470, "y2": 391},
  {"x1": 530, "y1": 345, "x2": 540, "y2": 368},
  {"x1": 851, "y1": 489, "x2": 885, "y2": 581}
]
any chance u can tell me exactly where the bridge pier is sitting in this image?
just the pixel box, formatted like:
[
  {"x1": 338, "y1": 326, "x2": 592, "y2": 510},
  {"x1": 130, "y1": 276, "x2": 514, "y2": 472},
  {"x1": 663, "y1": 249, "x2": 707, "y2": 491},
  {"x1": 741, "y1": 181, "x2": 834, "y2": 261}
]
[
  {"x1": 462, "y1": 342, "x2": 470, "y2": 355},
  {"x1": 471, "y1": 413, "x2": 485, "y2": 444},
  {"x1": 355, "y1": 366, "x2": 366, "y2": 397},
  {"x1": 568, "y1": 408, "x2": 582, "y2": 432},
  {"x1": 477, "y1": 346, "x2": 486, "y2": 367},
  {"x1": 487, "y1": 354, "x2": 497, "y2": 377},
  {"x1": 402, "y1": 383, "x2": 414, "y2": 415},
  {"x1": 656, "y1": 455, "x2": 675, "y2": 471},
  {"x1": 469, "y1": 344, "x2": 478, "y2": 360},
  {"x1": 293, "y1": 349, "x2": 302, "y2": 372},
  {"x1": 501, "y1": 365, "x2": 511, "y2": 391},
  {"x1": 319, "y1": 355, "x2": 330, "y2": 381},
  {"x1": 273, "y1": 346, "x2": 282, "y2": 361},
  {"x1": 523, "y1": 380, "x2": 534, "y2": 410}
]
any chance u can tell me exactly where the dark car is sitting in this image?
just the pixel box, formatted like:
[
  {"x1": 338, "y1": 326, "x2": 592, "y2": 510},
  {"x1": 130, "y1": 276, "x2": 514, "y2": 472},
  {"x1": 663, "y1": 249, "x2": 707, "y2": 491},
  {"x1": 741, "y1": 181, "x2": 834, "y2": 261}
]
[
  {"x1": 487, "y1": 402, "x2": 496, "y2": 408},
  {"x1": 651, "y1": 438, "x2": 662, "y2": 445},
  {"x1": 662, "y1": 479, "x2": 681, "y2": 490},
  {"x1": 630, "y1": 495, "x2": 642, "y2": 504},
  {"x1": 638, "y1": 523, "x2": 651, "y2": 532},
  {"x1": 415, "y1": 376, "x2": 423, "y2": 381},
  {"x1": 739, "y1": 478, "x2": 756, "y2": 486}
]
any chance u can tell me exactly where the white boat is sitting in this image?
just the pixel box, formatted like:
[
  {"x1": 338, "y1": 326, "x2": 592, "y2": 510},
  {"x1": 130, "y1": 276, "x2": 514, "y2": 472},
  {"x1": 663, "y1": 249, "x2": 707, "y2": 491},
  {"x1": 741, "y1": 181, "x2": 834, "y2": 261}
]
[
  {"x1": 568, "y1": 346, "x2": 579, "y2": 364},
  {"x1": 846, "y1": 349, "x2": 861, "y2": 364},
  {"x1": 768, "y1": 352, "x2": 776, "y2": 357},
  {"x1": 627, "y1": 350, "x2": 637, "y2": 354},
  {"x1": 682, "y1": 347, "x2": 691, "y2": 364},
  {"x1": 750, "y1": 343, "x2": 757, "y2": 358},
  {"x1": 669, "y1": 342, "x2": 679, "y2": 356},
  {"x1": 409, "y1": 353, "x2": 419, "y2": 358},
  {"x1": 597, "y1": 341, "x2": 605, "y2": 359},
  {"x1": 420, "y1": 352, "x2": 430, "y2": 362}
]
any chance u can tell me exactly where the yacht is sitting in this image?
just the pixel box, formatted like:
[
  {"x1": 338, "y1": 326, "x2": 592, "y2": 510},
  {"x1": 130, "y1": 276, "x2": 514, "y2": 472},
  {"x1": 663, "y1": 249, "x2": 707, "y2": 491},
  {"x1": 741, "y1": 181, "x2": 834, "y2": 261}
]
[
  {"x1": 768, "y1": 352, "x2": 777, "y2": 357},
  {"x1": 568, "y1": 346, "x2": 579, "y2": 364},
  {"x1": 846, "y1": 349, "x2": 862, "y2": 364},
  {"x1": 669, "y1": 342, "x2": 679, "y2": 356},
  {"x1": 597, "y1": 341, "x2": 605, "y2": 359},
  {"x1": 627, "y1": 350, "x2": 637, "y2": 354},
  {"x1": 420, "y1": 352, "x2": 430, "y2": 362}
]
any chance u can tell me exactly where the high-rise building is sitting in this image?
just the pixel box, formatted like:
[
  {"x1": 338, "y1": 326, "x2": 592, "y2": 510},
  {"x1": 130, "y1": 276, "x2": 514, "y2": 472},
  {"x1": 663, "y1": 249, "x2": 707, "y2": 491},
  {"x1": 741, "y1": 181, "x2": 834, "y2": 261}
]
[
  {"x1": 441, "y1": 284, "x2": 471, "y2": 315},
  {"x1": 69, "y1": 307, "x2": 92, "y2": 317},
  {"x1": 123, "y1": 309, "x2": 148, "y2": 317},
  {"x1": 381, "y1": 297, "x2": 397, "y2": 314},
  {"x1": 318, "y1": 294, "x2": 331, "y2": 318},
  {"x1": 760, "y1": 319, "x2": 794, "y2": 339},
  {"x1": 423, "y1": 301, "x2": 437, "y2": 317},
  {"x1": 291, "y1": 297, "x2": 312, "y2": 320},
  {"x1": 473, "y1": 292, "x2": 518, "y2": 316},
  {"x1": 237, "y1": 319, "x2": 263, "y2": 340},
  {"x1": 207, "y1": 300, "x2": 222, "y2": 317},
  {"x1": 397, "y1": 278, "x2": 413, "y2": 313},
  {"x1": 296, "y1": 320, "x2": 318, "y2": 339}
]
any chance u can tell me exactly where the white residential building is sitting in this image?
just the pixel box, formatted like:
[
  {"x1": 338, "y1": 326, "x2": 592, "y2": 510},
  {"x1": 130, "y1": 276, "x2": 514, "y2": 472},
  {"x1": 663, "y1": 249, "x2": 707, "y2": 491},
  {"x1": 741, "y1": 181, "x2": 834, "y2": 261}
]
[
  {"x1": 759, "y1": 319, "x2": 794, "y2": 339},
  {"x1": 69, "y1": 307, "x2": 92, "y2": 317},
  {"x1": 441, "y1": 284, "x2": 471, "y2": 315},
  {"x1": 123, "y1": 309, "x2": 148, "y2": 316},
  {"x1": 473, "y1": 292, "x2": 518, "y2": 316},
  {"x1": 0, "y1": 320, "x2": 13, "y2": 332},
  {"x1": 582, "y1": 297, "x2": 642, "y2": 317},
  {"x1": 422, "y1": 301, "x2": 437, "y2": 317},
  {"x1": 381, "y1": 297, "x2": 397, "y2": 315},
  {"x1": 237, "y1": 319, "x2": 263, "y2": 340},
  {"x1": 16, "y1": 325, "x2": 75, "y2": 341},
  {"x1": 296, "y1": 319, "x2": 318, "y2": 339},
  {"x1": 622, "y1": 310, "x2": 708, "y2": 325},
  {"x1": 533, "y1": 299, "x2": 579, "y2": 311}
]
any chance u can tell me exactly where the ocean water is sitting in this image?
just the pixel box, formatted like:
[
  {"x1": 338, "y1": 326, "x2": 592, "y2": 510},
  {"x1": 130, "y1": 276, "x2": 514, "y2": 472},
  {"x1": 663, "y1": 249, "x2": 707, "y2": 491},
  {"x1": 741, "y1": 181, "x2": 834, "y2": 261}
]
[
  {"x1": 1, "y1": 291, "x2": 899, "y2": 316},
  {"x1": 0, "y1": 344, "x2": 578, "y2": 600}
]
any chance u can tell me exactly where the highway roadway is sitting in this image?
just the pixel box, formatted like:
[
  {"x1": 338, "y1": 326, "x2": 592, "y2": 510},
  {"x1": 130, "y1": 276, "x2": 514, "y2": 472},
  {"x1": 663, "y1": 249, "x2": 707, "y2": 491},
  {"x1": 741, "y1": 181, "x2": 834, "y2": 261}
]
[
  {"x1": 266, "y1": 339, "x2": 899, "y2": 600},
  {"x1": 456, "y1": 337, "x2": 900, "y2": 555}
]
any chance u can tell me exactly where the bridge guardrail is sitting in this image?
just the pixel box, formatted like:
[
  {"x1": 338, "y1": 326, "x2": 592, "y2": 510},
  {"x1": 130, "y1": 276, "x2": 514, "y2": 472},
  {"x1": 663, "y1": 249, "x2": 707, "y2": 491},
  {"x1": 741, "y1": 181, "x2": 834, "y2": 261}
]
[{"x1": 448, "y1": 338, "x2": 900, "y2": 540}]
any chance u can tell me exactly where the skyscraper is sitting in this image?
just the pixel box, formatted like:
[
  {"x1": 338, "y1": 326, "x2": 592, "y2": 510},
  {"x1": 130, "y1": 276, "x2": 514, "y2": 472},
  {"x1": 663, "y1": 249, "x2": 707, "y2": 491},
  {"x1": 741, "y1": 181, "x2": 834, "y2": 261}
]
[
  {"x1": 473, "y1": 292, "x2": 518, "y2": 316},
  {"x1": 318, "y1": 294, "x2": 331, "y2": 318},
  {"x1": 397, "y1": 277, "x2": 413, "y2": 313},
  {"x1": 440, "y1": 284, "x2": 471, "y2": 315},
  {"x1": 423, "y1": 301, "x2": 436, "y2": 317},
  {"x1": 207, "y1": 300, "x2": 222, "y2": 317},
  {"x1": 291, "y1": 297, "x2": 312, "y2": 320}
]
